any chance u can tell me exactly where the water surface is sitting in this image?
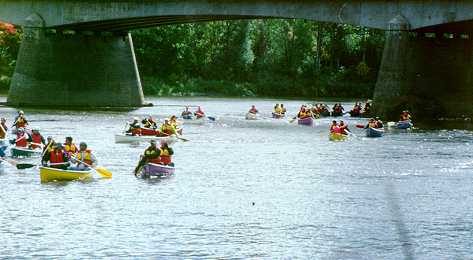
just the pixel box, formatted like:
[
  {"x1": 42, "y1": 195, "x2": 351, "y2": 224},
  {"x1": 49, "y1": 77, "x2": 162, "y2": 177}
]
[{"x1": 0, "y1": 97, "x2": 472, "y2": 259}]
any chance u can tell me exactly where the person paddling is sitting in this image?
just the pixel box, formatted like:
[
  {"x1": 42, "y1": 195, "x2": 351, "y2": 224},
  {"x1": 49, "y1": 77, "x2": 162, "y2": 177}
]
[
  {"x1": 158, "y1": 140, "x2": 174, "y2": 167},
  {"x1": 181, "y1": 106, "x2": 193, "y2": 119},
  {"x1": 13, "y1": 128, "x2": 29, "y2": 147},
  {"x1": 70, "y1": 142, "x2": 97, "y2": 171},
  {"x1": 194, "y1": 106, "x2": 205, "y2": 119},
  {"x1": 29, "y1": 128, "x2": 46, "y2": 150},
  {"x1": 134, "y1": 140, "x2": 161, "y2": 175},
  {"x1": 400, "y1": 110, "x2": 411, "y2": 121},
  {"x1": 248, "y1": 105, "x2": 258, "y2": 114},
  {"x1": 42, "y1": 143, "x2": 70, "y2": 170},
  {"x1": 142, "y1": 116, "x2": 157, "y2": 129},
  {"x1": 12, "y1": 110, "x2": 28, "y2": 129},
  {"x1": 126, "y1": 117, "x2": 142, "y2": 136},
  {"x1": 339, "y1": 120, "x2": 350, "y2": 135},
  {"x1": 64, "y1": 136, "x2": 78, "y2": 158},
  {"x1": 330, "y1": 120, "x2": 341, "y2": 133},
  {"x1": 0, "y1": 118, "x2": 8, "y2": 139},
  {"x1": 159, "y1": 119, "x2": 177, "y2": 136}
]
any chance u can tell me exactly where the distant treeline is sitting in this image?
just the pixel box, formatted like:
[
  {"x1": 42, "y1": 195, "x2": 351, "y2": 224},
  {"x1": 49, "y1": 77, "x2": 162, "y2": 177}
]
[
  {"x1": 0, "y1": 19, "x2": 386, "y2": 98},
  {"x1": 133, "y1": 19, "x2": 385, "y2": 98}
]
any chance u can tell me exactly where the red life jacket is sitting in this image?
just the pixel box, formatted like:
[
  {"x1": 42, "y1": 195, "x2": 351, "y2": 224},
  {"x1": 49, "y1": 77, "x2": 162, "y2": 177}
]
[
  {"x1": 131, "y1": 128, "x2": 142, "y2": 136},
  {"x1": 31, "y1": 133, "x2": 42, "y2": 149},
  {"x1": 50, "y1": 151, "x2": 65, "y2": 163},
  {"x1": 149, "y1": 158, "x2": 161, "y2": 164},
  {"x1": 16, "y1": 133, "x2": 28, "y2": 147}
]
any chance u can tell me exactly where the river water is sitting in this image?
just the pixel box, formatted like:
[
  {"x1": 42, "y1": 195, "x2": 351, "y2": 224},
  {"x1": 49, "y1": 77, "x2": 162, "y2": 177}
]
[{"x1": 0, "y1": 97, "x2": 472, "y2": 259}]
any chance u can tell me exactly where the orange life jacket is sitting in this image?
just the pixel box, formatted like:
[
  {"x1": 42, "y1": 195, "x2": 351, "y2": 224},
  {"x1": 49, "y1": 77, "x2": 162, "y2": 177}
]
[{"x1": 50, "y1": 150, "x2": 65, "y2": 163}]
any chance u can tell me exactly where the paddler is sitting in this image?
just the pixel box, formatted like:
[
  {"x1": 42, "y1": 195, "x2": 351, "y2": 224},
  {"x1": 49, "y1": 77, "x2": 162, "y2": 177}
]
[
  {"x1": 280, "y1": 104, "x2": 287, "y2": 115},
  {"x1": 0, "y1": 118, "x2": 7, "y2": 139},
  {"x1": 248, "y1": 105, "x2": 258, "y2": 114},
  {"x1": 330, "y1": 120, "x2": 341, "y2": 133},
  {"x1": 365, "y1": 118, "x2": 378, "y2": 129},
  {"x1": 134, "y1": 140, "x2": 161, "y2": 175},
  {"x1": 159, "y1": 118, "x2": 176, "y2": 136},
  {"x1": 158, "y1": 140, "x2": 174, "y2": 166},
  {"x1": 12, "y1": 110, "x2": 28, "y2": 129},
  {"x1": 126, "y1": 117, "x2": 141, "y2": 136},
  {"x1": 70, "y1": 142, "x2": 97, "y2": 171},
  {"x1": 181, "y1": 106, "x2": 193, "y2": 119},
  {"x1": 375, "y1": 117, "x2": 384, "y2": 128},
  {"x1": 64, "y1": 136, "x2": 78, "y2": 157},
  {"x1": 274, "y1": 104, "x2": 282, "y2": 114},
  {"x1": 169, "y1": 115, "x2": 179, "y2": 128},
  {"x1": 297, "y1": 106, "x2": 308, "y2": 119},
  {"x1": 142, "y1": 116, "x2": 157, "y2": 129},
  {"x1": 194, "y1": 106, "x2": 205, "y2": 119},
  {"x1": 13, "y1": 128, "x2": 29, "y2": 147},
  {"x1": 400, "y1": 110, "x2": 411, "y2": 121},
  {"x1": 42, "y1": 143, "x2": 70, "y2": 170},
  {"x1": 44, "y1": 136, "x2": 55, "y2": 154},
  {"x1": 29, "y1": 128, "x2": 46, "y2": 150},
  {"x1": 339, "y1": 120, "x2": 350, "y2": 135}
]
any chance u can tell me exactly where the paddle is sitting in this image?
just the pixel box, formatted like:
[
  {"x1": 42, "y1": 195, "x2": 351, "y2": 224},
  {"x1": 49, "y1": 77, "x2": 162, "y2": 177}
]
[
  {"x1": 71, "y1": 154, "x2": 112, "y2": 179},
  {"x1": 289, "y1": 116, "x2": 297, "y2": 123},
  {"x1": 0, "y1": 157, "x2": 18, "y2": 167},
  {"x1": 16, "y1": 162, "x2": 68, "y2": 170},
  {"x1": 160, "y1": 132, "x2": 189, "y2": 142},
  {"x1": 356, "y1": 124, "x2": 366, "y2": 129},
  {"x1": 207, "y1": 116, "x2": 216, "y2": 121}
]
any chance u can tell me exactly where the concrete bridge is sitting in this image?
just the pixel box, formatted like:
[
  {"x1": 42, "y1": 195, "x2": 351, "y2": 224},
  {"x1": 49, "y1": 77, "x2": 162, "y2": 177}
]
[{"x1": 1, "y1": 0, "x2": 473, "y2": 119}]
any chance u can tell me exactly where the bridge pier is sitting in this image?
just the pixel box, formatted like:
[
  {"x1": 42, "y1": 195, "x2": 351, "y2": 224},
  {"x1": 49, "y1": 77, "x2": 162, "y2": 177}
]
[
  {"x1": 374, "y1": 17, "x2": 473, "y2": 121},
  {"x1": 8, "y1": 24, "x2": 144, "y2": 107}
]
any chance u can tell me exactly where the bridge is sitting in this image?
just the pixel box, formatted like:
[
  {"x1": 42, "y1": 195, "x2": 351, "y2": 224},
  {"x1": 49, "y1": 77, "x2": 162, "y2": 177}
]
[{"x1": 1, "y1": 0, "x2": 473, "y2": 119}]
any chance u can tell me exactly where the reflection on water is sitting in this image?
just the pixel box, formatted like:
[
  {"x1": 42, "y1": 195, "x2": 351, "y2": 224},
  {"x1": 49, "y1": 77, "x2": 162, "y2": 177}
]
[{"x1": 0, "y1": 97, "x2": 472, "y2": 259}]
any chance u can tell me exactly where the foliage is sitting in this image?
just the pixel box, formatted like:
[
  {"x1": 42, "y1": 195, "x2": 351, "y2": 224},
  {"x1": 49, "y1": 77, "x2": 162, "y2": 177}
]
[
  {"x1": 0, "y1": 30, "x2": 21, "y2": 92},
  {"x1": 132, "y1": 19, "x2": 385, "y2": 98}
]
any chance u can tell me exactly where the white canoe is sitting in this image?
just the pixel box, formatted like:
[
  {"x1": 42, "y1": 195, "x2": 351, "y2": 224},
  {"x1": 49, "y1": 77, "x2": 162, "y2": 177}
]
[
  {"x1": 245, "y1": 113, "x2": 258, "y2": 120},
  {"x1": 181, "y1": 117, "x2": 206, "y2": 125},
  {"x1": 114, "y1": 134, "x2": 178, "y2": 144}
]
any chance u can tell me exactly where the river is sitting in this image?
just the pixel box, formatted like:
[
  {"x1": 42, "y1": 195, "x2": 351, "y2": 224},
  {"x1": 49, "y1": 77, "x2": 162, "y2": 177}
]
[{"x1": 0, "y1": 97, "x2": 472, "y2": 259}]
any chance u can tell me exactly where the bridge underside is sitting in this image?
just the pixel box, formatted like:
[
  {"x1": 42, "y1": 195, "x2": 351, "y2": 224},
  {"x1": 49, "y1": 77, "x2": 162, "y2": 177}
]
[{"x1": 374, "y1": 20, "x2": 473, "y2": 120}]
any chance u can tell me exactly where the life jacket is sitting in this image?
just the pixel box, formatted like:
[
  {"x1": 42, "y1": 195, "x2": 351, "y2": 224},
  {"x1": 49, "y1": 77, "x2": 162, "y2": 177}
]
[
  {"x1": 77, "y1": 149, "x2": 93, "y2": 166},
  {"x1": 274, "y1": 107, "x2": 282, "y2": 114},
  {"x1": 195, "y1": 110, "x2": 205, "y2": 118},
  {"x1": 249, "y1": 108, "x2": 258, "y2": 114},
  {"x1": 145, "y1": 147, "x2": 161, "y2": 164},
  {"x1": 0, "y1": 124, "x2": 6, "y2": 139},
  {"x1": 16, "y1": 133, "x2": 28, "y2": 147},
  {"x1": 159, "y1": 148, "x2": 172, "y2": 165},
  {"x1": 160, "y1": 124, "x2": 175, "y2": 135},
  {"x1": 64, "y1": 143, "x2": 78, "y2": 155},
  {"x1": 50, "y1": 150, "x2": 65, "y2": 164},
  {"x1": 16, "y1": 117, "x2": 27, "y2": 128},
  {"x1": 31, "y1": 133, "x2": 43, "y2": 149}
]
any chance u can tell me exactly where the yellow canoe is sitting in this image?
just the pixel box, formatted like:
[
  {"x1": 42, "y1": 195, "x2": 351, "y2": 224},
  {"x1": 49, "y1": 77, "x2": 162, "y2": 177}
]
[
  {"x1": 39, "y1": 166, "x2": 93, "y2": 183},
  {"x1": 329, "y1": 132, "x2": 348, "y2": 142}
]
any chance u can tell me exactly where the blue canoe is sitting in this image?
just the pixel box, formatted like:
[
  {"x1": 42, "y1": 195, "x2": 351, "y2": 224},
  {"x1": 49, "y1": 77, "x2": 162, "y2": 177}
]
[
  {"x1": 396, "y1": 120, "x2": 413, "y2": 129},
  {"x1": 366, "y1": 127, "x2": 384, "y2": 138}
]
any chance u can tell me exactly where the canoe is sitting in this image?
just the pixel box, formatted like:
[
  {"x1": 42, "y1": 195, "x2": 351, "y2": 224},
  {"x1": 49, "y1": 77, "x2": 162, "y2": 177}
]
[
  {"x1": 298, "y1": 117, "x2": 313, "y2": 126},
  {"x1": 396, "y1": 120, "x2": 413, "y2": 129},
  {"x1": 329, "y1": 132, "x2": 348, "y2": 142},
  {"x1": 182, "y1": 117, "x2": 206, "y2": 125},
  {"x1": 272, "y1": 112, "x2": 285, "y2": 119},
  {"x1": 140, "y1": 128, "x2": 159, "y2": 136},
  {"x1": 331, "y1": 111, "x2": 343, "y2": 117},
  {"x1": 139, "y1": 163, "x2": 175, "y2": 178},
  {"x1": 366, "y1": 127, "x2": 384, "y2": 138},
  {"x1": 114, "y1": 134, "x2": 177, "y2": 144},
  {"x1": 11, "y1": 146, "x2": 42, "y2": 158},
  {"x1": 245, "y1": 113, "x2": 258, "y2": 120},
  {"x1": 39, "y1": 166, "x2": 93, "y2": 183},
  {"x1": 349, "y1": 110, "x2": 362, "y2": 117}
]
